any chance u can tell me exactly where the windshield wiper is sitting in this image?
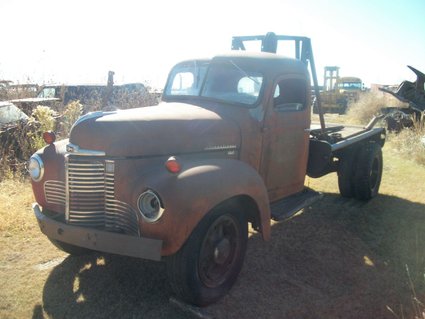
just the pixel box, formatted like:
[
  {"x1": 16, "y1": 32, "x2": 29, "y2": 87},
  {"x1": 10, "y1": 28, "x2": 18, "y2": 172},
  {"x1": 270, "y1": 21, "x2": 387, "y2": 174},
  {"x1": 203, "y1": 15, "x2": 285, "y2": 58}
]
[{"x1": 229, "y1": 60, "x2": 261, "y2": 86}]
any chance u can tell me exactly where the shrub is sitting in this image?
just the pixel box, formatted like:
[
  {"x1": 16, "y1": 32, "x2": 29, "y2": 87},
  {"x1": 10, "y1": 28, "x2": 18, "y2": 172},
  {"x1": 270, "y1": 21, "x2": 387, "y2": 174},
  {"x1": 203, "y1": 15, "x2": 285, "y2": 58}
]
[
  {"x1": 28, "y1": 105, "x2": 55, "y2": 151},
  {"x1": 0, "y1": 86, "x2": 163, "y2": 181},
  {"x1": 387, "y1": 123, "x2": 425, "y2": 166},
  {"x1": 346, "y1": 91, "x2": 406, "y2": 125},
  {"x1": 60, "y1": 100, "x2": 83, "y2": 137},
  {"x1": 0, "y1": 105, "x2": 55, "y2": 180},
  {"x1": 0, "y1": 120, "x2": 38, "y2": 180}
]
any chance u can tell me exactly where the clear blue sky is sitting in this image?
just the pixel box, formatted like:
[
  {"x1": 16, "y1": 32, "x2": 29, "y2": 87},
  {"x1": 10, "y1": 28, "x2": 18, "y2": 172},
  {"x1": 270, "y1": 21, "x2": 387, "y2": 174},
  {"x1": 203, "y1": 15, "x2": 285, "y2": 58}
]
[{"x1": 0, "y1": 0, "x2": 424, "y2": 88}]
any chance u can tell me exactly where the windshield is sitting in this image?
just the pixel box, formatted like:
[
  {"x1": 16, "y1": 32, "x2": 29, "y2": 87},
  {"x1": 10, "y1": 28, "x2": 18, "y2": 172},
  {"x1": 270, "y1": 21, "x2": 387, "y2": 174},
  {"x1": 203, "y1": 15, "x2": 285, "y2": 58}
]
[
  {"x1": 0, "y1": 103, "x2": 28, "y2": 125},
  {"x1": 338, "y1": 82, "x2": 362, "y2": 90},
  {"x1": 165, "y1": 60, "x2": 264, "y2": 106},
  {"x1": 165, "y1": 61, "x2": 209, "y2": 96},
  {"x1": 37, "y1": 87, "x2": 58, "y2": 98}
]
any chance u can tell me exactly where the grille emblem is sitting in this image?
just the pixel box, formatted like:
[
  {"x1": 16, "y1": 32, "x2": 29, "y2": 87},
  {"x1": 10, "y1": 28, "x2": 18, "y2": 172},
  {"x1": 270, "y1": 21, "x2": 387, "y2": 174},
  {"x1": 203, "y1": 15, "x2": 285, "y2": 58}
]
[{"x1": 66, "y1": 144, "x2": 76, "y2": 153}]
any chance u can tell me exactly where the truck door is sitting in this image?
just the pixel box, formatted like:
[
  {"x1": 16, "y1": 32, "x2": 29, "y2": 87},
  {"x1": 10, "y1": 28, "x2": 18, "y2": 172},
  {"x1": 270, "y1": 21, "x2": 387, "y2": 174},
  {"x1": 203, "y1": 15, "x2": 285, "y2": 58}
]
[{"x1": 260, "y1": 75, "x2": 311, "y2": 201}]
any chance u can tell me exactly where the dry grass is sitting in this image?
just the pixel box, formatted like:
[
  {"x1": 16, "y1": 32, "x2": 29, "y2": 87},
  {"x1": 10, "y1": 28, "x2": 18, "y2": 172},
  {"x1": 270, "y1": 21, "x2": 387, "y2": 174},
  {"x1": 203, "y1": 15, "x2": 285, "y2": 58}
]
[
  {"x1": 386, "y1": 125, "x2": 425, "y2": 167},
  {"x1": 346, "y1": 91, "x2": 406, "y2": 125},
  {"x1": 1, "y1": 146, "x2": 425, "y2": 318},
  {"x1": 305, "y1": 145, "x2": 425, "y2": 319},
  {"x1": 343, "y1": 91, "x2": 425, "y2": 167},
  {"x1": 0, "y1": 180, "x2": 65, "y2": 319},
  {"x1": 0, "y1": 179, "x2": 36, "y2": 235}
]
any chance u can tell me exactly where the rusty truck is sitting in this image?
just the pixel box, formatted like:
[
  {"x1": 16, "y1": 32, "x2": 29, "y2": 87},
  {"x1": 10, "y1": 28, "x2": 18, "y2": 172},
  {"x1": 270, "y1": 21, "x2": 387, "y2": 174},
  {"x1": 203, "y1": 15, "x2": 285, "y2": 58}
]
[{"x1": 29, "y1": 33, "x2": 385, "y2": 306}]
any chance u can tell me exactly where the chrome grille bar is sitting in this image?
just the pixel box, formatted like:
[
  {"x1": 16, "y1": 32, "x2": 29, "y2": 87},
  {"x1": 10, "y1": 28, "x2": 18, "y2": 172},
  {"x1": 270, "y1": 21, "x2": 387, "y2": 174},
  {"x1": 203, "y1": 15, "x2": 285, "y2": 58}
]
[
  {"x1": 44, "y1": 180, "x2": 66, "y2": 206},
  {"x1": 67, "y1": 158, "x2": 105, "y2": 228},
  {"x1": 65, "y1": 156, "x2": 139, "y2": 236},
  {"x1": 104, "y1": 160, "x2": 140, "y2": 235}
]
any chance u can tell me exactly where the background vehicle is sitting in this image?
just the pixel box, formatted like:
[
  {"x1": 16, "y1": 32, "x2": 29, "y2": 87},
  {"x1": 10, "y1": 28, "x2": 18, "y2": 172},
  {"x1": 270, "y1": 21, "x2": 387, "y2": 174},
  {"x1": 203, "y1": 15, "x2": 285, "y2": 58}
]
[
  {"x1": 318, "y1": 66, "x2": 363, "y2": 114},
  {"x1": 380, "y1": 65, "x2": 425, "y2": 131},
  {"x1": 29, "y1": 33, "x2": 385, "y2": 306},
  {"x1": 0, "y1": 101, "x2": 29, "y2": 129}
]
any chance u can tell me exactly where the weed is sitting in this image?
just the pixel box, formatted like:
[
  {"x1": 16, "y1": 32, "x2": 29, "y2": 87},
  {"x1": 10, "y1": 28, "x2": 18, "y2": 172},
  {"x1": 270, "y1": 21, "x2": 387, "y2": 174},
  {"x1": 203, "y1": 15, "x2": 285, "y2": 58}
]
[
  {"x1": 28, "y1": 105, "x2": 55, "y2": 150},
  {"x1": 387, "y1": 265, "x2": 425, "y2": 319},
  {"x1": 0, "y1": 86, "x2": 160, "y2": 180},
  {"x1": 59, "y1": 100, "x2": 83, "y2": 138},
  {"x1": 0, "y1": 105, "x2": 55, "y2": 180},
  {"x1": 345, "y1": 91, "x2": 425, "y2": 166},
  {"x1": 386, "y1": 124, "x2": 425, "y2": 166},
  {"x1": 0, "y1": 178, "x2": 35, "y2": 235},
  {"x1": 346, "y1": 91, "x2": 406, "y2": 125}
]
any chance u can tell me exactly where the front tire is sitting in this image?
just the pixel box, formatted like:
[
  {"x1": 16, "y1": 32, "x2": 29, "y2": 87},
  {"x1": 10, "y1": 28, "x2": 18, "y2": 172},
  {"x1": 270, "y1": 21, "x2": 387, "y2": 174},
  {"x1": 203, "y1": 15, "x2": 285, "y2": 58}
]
[{"x1": 166, "y1": 205, "x2": 248, "y2": 306}]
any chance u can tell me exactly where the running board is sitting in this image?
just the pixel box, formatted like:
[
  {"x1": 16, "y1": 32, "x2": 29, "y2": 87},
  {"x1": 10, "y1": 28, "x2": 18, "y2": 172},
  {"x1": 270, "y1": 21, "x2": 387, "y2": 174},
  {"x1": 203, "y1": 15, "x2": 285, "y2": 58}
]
[{"x1": 270, "y1": 188, "x2": 322, "y2": 221}]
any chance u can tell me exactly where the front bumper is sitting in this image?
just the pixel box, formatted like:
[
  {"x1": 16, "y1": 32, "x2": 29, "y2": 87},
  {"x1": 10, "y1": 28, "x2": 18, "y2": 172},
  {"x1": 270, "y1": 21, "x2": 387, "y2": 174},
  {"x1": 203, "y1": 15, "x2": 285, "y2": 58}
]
[{"x1": 33, "y1": 203, "x2": 163, "y2": 261}]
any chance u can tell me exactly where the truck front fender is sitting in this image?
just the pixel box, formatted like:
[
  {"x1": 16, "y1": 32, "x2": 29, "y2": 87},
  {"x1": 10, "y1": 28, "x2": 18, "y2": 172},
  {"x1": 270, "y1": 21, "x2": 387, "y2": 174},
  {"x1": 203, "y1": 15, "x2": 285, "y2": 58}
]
[{"x1": 130, "y1": 159, "x2": 271, "y2": 256}]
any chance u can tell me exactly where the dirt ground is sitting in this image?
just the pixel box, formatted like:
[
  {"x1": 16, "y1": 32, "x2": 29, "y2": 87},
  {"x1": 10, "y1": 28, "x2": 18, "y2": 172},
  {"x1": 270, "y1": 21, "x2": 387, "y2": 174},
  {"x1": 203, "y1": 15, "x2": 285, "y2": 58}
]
[{"x1": 1, "y1": 147, "x2": 425, "y2": 319}]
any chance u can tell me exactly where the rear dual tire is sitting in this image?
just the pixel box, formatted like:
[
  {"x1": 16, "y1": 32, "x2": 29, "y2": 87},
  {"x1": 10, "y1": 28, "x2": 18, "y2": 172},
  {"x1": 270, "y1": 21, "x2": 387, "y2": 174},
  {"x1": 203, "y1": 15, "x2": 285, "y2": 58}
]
[{"x1": 338, "y1": 143, "x2": 383, "y2": 200}]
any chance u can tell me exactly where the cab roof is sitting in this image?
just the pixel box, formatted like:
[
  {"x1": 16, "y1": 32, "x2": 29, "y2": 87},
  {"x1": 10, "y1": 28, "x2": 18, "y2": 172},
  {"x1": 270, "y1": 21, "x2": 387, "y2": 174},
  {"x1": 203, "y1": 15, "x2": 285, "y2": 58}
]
[{"x1": 176, "y1": 51, "x2": 310, "y2": 80}]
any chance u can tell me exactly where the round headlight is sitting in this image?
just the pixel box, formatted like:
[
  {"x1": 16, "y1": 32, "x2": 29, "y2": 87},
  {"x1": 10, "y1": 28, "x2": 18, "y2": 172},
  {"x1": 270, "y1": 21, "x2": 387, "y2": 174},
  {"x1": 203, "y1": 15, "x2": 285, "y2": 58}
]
[
  {"x1": 137, "y1": 190, "x2": 164, "y2": 223},
  {"x1": 28, "y1": 154, "x2": 44, "y2": 182}
]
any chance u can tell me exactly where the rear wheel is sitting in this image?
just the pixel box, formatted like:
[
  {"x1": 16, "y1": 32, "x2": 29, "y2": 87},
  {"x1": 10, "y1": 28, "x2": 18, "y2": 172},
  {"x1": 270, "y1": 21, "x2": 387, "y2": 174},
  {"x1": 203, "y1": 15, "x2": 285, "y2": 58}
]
[
  {"x1": 337, "y1": 149, "x2": 358, "y2": 198},
  {"x1": 353, "y1": 143, "x2": 383, "y2": 200},
  {"x1": 48, "y1": 238, "x2": 93, "y2": 256},
  {"x1": 166, "y1": 205, "x2": 248, "y2": 306}
]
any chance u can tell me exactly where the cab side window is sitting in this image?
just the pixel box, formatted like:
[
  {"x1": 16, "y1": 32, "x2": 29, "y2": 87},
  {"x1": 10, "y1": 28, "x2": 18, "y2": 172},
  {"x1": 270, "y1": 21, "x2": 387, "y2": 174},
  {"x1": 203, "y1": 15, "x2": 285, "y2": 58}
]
[{"x1": 273, "y1": 78, "x2": 306, "y2": 112}]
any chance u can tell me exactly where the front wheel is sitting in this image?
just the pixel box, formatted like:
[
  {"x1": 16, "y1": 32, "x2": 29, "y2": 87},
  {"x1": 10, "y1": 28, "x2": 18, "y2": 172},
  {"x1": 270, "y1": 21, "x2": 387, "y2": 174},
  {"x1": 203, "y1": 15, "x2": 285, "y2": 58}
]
[{"x1": 166, "y1": 205, "x2": 248, "y2": 306}]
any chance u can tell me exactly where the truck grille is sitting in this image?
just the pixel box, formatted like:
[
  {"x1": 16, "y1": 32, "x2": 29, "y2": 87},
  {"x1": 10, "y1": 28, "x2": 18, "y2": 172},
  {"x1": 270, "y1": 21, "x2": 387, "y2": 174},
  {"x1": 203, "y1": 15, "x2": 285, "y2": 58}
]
[
  {"x1": 44, "y1": 180, "x2": 66, "y2": 206},
  {"x1": 65, "y1": 157, "x2": 139, "y2": 236}
]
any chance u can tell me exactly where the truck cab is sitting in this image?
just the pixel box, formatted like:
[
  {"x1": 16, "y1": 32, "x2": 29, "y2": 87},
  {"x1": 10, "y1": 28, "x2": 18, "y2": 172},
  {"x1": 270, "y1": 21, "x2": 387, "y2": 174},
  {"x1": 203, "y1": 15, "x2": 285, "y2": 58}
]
[{"x1": 162, "y1": 52, "x2": 311, "y2": 201}]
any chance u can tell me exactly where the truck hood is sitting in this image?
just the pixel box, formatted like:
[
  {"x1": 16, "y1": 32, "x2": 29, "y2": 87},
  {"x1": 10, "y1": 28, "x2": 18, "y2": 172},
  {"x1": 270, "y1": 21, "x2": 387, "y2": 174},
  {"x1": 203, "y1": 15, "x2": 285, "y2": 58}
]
[{"x1": 69, "y1": 102, "x2": 240, "y2": 157}]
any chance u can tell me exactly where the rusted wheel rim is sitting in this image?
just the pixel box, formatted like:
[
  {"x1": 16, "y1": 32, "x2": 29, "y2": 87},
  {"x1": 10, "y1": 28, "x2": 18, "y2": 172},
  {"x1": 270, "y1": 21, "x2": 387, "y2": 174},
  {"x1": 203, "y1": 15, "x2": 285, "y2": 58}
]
[{"x1": 198, "y1": 214, "x2": 241, "y2": 288}]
